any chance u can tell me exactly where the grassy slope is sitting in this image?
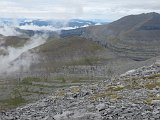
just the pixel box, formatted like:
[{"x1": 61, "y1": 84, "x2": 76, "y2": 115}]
[{"x1": 30, "y1": 36, "x2": 107, "y2": 72}]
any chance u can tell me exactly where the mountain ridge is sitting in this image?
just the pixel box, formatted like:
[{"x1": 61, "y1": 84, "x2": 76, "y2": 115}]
[{"x1": 83, "y1": 12, "x2": 160, "y2": 60}]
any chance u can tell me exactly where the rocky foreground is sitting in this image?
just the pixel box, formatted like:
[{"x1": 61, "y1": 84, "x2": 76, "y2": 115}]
[{"x1": 0, "y1": 61, "x2": 160, "y2": 120}]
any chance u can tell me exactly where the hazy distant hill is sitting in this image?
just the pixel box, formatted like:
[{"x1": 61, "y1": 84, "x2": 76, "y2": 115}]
[
  {"x1": 19, "y1": 19, "x2": 104, "y2": 28},
  {"x1": 0, "y1": 18, "x2": 107, "y2": 30}
]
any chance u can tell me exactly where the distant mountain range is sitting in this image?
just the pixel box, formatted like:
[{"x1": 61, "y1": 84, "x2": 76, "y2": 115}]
[{"x1": 0, "y1": 18, "x2": 108, "y2": 31}]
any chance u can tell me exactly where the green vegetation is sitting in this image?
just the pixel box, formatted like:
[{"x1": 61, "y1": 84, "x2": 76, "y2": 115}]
[
  {"x1": 56, "y1": 76, "x2": 104, "y2": 83},
  {"x1": 143, "y1": 73, "x2": 160, "y2": 80},
  {"x1": 89, "y1": 92, "x2": 108, "y2": 101},
  {"x1": 0, "y1": 75, "x2": 105, "y2": 110},
  {"x1": 70, "y1": 86, "x2": 80, "y2": 93},
  {"x1": 89, "y1": 91, "x2": 122, "y2": 102},
  {"x1": 107, "y1": 85, "x2": 125, "y2": 91},
  {"x1": 144, "y1": 95, "x2": 160, "y2": 105},
  {"x1": 55, "y1": 90, "x2": 66, "y2": 97},
  {"x1": 0, "y1": 97, "x2": 26, "y2": 110},
  {"x1": 20, "y1": 77, "x2": 48, "y2": 85},
  {"x1": 33, "y1": 36, "x2": 105, "y2": 72},
  {"x1": 0, "y1": 86, "x2": 27, "y2": 110},
  {"x1": 144, "y1": 82, "x2": 160, "y2": 90},
  {"x1": 4, "y1": 36, "x2": 29, "y2": 48},
  {"x1": 67, "y1": 57, "x2": 101, "y2": 66}
]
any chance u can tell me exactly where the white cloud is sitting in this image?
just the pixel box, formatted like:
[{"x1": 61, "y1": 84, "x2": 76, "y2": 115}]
[
  {"x1": 0, "y1": 0, "x2": 160, "y2": 21},
  {"x1": 17, "y1": 24, "x2": 80, "y2": 31},
  {"x1": 0, "y1": 26, "x2": 20, "y2": 36},
  {"x1": 0, "y1": 34, "x2": 48, "y2": 74}
]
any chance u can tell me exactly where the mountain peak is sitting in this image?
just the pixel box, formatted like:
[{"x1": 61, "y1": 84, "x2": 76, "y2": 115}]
[{"x1": 144, "y1": 12, "x2": 160, "y2": 16}]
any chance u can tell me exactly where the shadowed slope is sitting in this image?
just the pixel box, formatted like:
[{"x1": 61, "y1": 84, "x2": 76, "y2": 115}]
[{"x1": 84, "y1": 12, "x2": 160, "y2": 60}]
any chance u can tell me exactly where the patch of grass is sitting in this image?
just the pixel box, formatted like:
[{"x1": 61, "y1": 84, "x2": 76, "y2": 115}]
[
  {"x1": 143, "y1": 73, "x2": 160, "y2": 80},
  {"x1": 144, "y1": 96, "x2": 160, "y2": 105},
  {"x1": 67, "y1": 57, "x2": 101, "y2": 66},
  {"x1": 110, "y1": 94, "x2": 123, "y2": 100},
  {"x1": 107, "y1": 85, "x2": 125, "y2": 91},
  {"x1": 89, "y1": 92, "x2": 107, "y2": 101},
  {"x1": 4, "y1": 36, "x2": 29, "y2": 48},
  {"x1": 31, "y1": 83, "x2": 52, "y2": 88},
  {"x1": 31, "y1": 91, "x2": 47, "y2": 95},
  {"x1": 56, "y1": 76, "x2": 104, "y2": 83},
  {"x1": 55, "y1": 90, "x2": 66, "y2": 97},
  {"x1": 20, "y1": 77, "x2": 48, "y2": 85},
  {"x1": 57, "y1": 77, "x2": 67, "y2": 83},
  {"x1": 89, "y1": 91, "x2": 121, "y2": 102},
  {"x1": 70, "y1": 86, "x2": 80, "y2": 93},
  {"x1": 125, "y1": 84, "x2": 144, "y2": 90},
  {"x1": 0, "y1": 97, "x2": 27, "y2": 110},
  {"x1": 144, "y1": 82, "x2": 160, "y2": 90},
  {"x1": 143, "y1": 99, "x2": 152, "y2": 105}
]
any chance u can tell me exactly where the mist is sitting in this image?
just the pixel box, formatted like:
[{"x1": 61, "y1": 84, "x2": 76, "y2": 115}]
[
  {"x1": 0, "y1": 18, "x2": 90, "y2": 76},
  {"x1": 0, "y1": 34, "x2": 48, "y2": 75},
  {"x1": 0, "y1": 25, "x2": 21, "y2": 36},
  {"x1": 17, "y1": 24, "x2": 79, "y2": 31}
]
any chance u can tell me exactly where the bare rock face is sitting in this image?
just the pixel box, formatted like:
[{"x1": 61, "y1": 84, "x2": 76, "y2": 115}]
[{"x1": 84, "y1": 12, "x2": 160, "y2": 60}]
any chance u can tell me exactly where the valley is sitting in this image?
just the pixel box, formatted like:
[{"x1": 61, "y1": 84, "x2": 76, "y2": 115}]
[{"x1": 0, "y1": 12, "x2": 160, "y2": 119}]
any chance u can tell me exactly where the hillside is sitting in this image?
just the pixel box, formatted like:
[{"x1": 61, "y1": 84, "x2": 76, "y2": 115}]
[
  {"x1": 83, "y1": 12, "x2": 160, "y2": 60},
  {"x1": 0, "y1": 35, "x2": 157, "y2": 111},
  {"x1": 27, "y1": 36, "x2": 107, "y2": 72},
  {"x1": 1, "y1": 60, "x2": 160, "y2": 119},
  {"x1": 0, "y1": 13, "x2": 160, "y2": 115}
]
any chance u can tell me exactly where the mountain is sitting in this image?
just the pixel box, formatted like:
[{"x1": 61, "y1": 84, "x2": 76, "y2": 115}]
[
  {"x1": 19, "y1": 36, "x2": 107, "y2": 72},
  {"x1": 0, "y1": 13, "x2": 160, "y2": 112},
  {"x1": 83, "y1": 12, "x2": 160, "y2": 60}
]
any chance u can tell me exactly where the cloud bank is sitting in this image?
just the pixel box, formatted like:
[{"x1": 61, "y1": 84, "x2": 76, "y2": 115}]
[{"x1": 17, "y1": 24, "x2": 89, "y2": 31}]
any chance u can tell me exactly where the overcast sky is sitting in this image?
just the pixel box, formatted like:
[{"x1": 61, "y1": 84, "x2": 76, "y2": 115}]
[{"x1": 0, "y1": 0, "x2": 160, "y2": 21}]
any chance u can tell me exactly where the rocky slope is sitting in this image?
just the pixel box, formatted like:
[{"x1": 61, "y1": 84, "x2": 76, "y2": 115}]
[
  {"x1": 0, "y1": 60, "x2": 160, "y2": 120},
  {"x1": 83, "y1": 12, "x2": 160, "y2": 60}
]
